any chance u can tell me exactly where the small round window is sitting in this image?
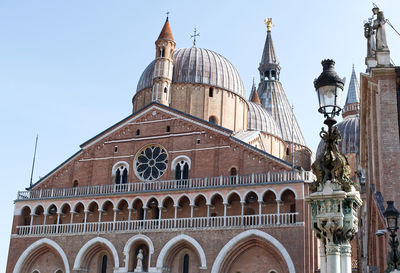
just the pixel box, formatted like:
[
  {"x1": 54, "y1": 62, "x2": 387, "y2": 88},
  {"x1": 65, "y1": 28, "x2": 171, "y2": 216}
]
[{"x1": 134, "y1": 144, "x2": 168, "y2": 181}]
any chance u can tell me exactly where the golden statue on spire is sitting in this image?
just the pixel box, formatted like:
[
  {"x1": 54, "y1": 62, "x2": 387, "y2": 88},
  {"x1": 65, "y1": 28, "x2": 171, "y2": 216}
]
[{"x1": 264, "y1": 18, "x2": 273, "y2": 31}]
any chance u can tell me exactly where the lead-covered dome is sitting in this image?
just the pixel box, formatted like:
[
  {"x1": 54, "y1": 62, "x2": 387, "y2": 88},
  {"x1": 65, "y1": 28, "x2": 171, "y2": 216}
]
[
  {"x1": 316, "y1": 115, "x2": 360, "y2": 155},
  {"x1": 136, "y1": 47, "x2": 245, "y2": 97},
  {"x1": 247, "y1": 101, "x2": 282, "y2": 138}
]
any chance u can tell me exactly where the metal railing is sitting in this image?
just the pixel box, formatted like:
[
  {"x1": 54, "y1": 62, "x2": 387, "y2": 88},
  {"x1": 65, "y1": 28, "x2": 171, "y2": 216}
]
[
  {"x1": 16, "y1": 170, "x2": 313, "y2": 201},
  {"x1": 16, "y1": 213, "x2": 299, "y2": 236}
]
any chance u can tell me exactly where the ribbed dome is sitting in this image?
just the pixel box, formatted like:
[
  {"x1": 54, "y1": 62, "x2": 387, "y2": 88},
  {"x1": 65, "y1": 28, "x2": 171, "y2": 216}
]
[
  {"x1": 316, "y1": 115, "x2": 360, "y2": 155},
  {"x1": 136, "y1": 48, "x2": 245, "y2": 97},
  {"x1": 247, "y1": 101, "x2": 282, "y2": 138}
]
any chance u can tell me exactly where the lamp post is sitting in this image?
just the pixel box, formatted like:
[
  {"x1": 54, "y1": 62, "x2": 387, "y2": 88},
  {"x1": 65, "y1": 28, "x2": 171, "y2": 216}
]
[
  {"x1": 306, "y1": 59, "x2": 362, "y2": 273},
  {"x1": 384, "y1": 201, "x2": 400, "y2": 273}
]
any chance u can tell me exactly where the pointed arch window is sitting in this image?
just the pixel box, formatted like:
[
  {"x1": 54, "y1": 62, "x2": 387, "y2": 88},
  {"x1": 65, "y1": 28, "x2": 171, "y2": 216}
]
[
  {"x1": 101, "y1": 255, "x2": 108, "y2": 273},
  {"x1": 113, "y1": 162, "x2": 129, "y2": 184},
  {"x1": 183, "y1": 254, "x2": 189, "y2": 273},
  {"x1": 172, "y1": 156, "x2": 191, "y2": 181}
]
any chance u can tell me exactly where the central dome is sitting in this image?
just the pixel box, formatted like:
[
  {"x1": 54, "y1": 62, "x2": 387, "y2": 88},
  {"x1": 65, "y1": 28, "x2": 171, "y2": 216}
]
[{"x1": 136, "y1": 47, "x2": 245, "y2": 97}]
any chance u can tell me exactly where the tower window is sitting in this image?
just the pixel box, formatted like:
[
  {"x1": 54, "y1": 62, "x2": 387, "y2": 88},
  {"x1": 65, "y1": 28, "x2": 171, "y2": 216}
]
[
  {"x1": 114, "y1": 146, "x2": 118, "y2": 153},
  {"x1": 136, "y1": 129, "x2": 140, "y2": 136},
  {"x1": 197, "y1": 139, "x2": 200, "y2": 144},
  {"x1": 209, "y1": 87, "x2": 214, "y2": 97},
  {"x1": 166, "y1": 126, "x2": 170, "y2": 132},
  {"x1": 209, "y1": 116, "x2": 217, "y2": 124},
  {"x1": 286, "y1": 148, "x2": 290, "y2": 156},
  {"x1": 164, "y1": 87, "x2": 167, "y2": 93},
  {"x1": 160, "y1": 48, "x2": 165, "y2": 57}
]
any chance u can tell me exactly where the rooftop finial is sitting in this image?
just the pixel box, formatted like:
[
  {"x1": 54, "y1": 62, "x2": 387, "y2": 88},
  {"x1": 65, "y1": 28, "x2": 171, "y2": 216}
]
[
  {"x1": 190, "y1": 27, "x2": 200, "y2": 47},
  {"x1": 264, "y1": 18, "x2": 273, "y2": 31},
  {"x1": 166, "y1": 11, "x2": 170, "y2": 21}
]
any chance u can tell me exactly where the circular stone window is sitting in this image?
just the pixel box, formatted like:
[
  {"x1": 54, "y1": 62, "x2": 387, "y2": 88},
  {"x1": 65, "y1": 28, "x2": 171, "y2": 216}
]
[{"x1": 134, "y1": 144, "x2": 168, "y2": 181}]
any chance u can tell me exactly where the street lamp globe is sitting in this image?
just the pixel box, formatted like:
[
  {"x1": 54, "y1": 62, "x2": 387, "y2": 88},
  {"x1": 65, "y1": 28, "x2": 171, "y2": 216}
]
[
  {"x1": 384, "y1": 201, "x2": 399, "y2": 232},
  {"x1": 314, "y1": 59, "x2": 345, "y2": 119}
]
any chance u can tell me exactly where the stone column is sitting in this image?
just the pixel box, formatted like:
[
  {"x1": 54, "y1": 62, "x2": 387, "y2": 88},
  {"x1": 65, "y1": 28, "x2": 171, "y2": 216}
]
[
  {"x1": 56, "y1": 212, "x2": 61, "y2": 233},
  {"x1": 173, "y1": 205, "x2": 178, "y2": 228},
  {"x1": 326, "y1": 242, "x2": 341, "y2": 273},
  {"x1": 69, "y1": 211, "x2": 75, "y2": 233},
  {"x1": 206, "y1": 204, "x2": 210, "y2": 227},
  {"x1": 97, "y1": 209, "x2": 103, "y2": 232},
  {"x1": 240, "y1": 201, "x2": 245, "y2": 226},
  {"x1": 158, "y1": 206, "x2": 163, "y2": 228},
  {"x1": 83, "y1": 210, "x2": 89, "y2": 232},
  {"x1": 29, "y1": 213, "x2": 35, "y2": 234},
  {"x1": 276, "y1": 199, "x2": 281, "y2": 224},
  {"x1": 223, "y1": 202, "x2": 227, "y2": 226},
  {"x1": 319, "y1": 241, "x2": 327, "y2": 273},
  {"x1": 113, "y1": 208, "x2": 118, "y2": 231},
  {"x1": 43, "y1": 212, "x2": 48, "y2": 234},
  {"x1": 340, "y1": 243, "x2": 352, "y2": 273},
  {"x1": 190, "y1": 204, "x2": 194, "y2": 227},
  {"x1": 258, "y1": 200, "x2": 262, "y2": 225}
]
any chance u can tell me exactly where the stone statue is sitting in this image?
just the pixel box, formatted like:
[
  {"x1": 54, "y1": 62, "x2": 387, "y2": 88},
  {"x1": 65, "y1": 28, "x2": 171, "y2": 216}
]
[
  {"x1": 373, "y1": 11, "x2": 389, "y2": 50},
  {"x1": 135, "y1": 249, "x2": 144, "y2": 272},
  {"x1": 364, "y1": 22, "x2": 376, "y2": 57}
]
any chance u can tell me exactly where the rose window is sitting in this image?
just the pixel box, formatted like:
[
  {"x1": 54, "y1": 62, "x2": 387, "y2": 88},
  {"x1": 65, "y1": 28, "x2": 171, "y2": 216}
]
[{"x1": 134, "y1": 144, "x2": 168, "y2": 181}]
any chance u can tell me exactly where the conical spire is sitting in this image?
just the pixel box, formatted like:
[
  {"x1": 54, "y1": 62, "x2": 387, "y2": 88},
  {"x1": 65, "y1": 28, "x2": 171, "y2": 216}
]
[
  {"x1": 256, "y1": 21, "x2": 306, "y2": 147},
  {"x1": 258, "y1": 25, "x2": 281, "y2": 81},
  {"x1": 157, "y1": 17, "x2": 174, "y2": 41},
  {"x1": 342, "y1": 65, "x2": 360, "y2": 118},
  {"x1": 249, "y1": 78, "x2": 261, "y2": 105}
]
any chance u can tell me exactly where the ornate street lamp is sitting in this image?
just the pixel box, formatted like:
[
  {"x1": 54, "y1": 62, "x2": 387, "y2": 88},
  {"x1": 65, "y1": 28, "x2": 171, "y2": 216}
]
[
  {"x1": 314, "y1": 59, "x2": 345, "y2": 126},
  {"x1": 311, "y1": 59, "x2": 355, "y2": 192},
  {"x1": 307, "y1": 59, "x2": 362, "y2": 273},
  {"x1": 384, "y1": 201, "x2": 400, "y2": 273}
]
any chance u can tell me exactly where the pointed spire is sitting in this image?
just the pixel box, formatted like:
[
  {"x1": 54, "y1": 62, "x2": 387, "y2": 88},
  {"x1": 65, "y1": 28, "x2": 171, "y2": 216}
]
[
  {"x1": 258, "y1": 19, "x2": 280, "y2": 81},
  {"x1": 157, "y1": 16, "x2": 174, "y2": 41},
  {"x1": 342, "y1": 65, "x2": 360, "y2": 118},
  {"x1": 249, "y1": 78, "x2": 261, "y2": 105}
]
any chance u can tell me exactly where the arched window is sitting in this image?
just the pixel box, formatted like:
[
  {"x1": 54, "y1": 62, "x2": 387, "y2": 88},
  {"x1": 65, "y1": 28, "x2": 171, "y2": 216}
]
[
  {"x1": 183, "y1": 254, "x2": 189, "y2": 273},
  {"x1": 136, "y1": 129, "x2": 140, "y2": 136},
  {"x1": 160, "y1": 48, "x2": 165, "y2": 57},
  {"x1": 101, "y1": 255, "x2": 108, "y2": 273},
  {"x1": 209, "y1": 116, "x2": 217, "y2": 124},
  {"x1": 230, "y1": 167, "x2": 237, "y2": 176},
  {"x1": 73, "y1": 180, "x2": 79, "y2": 187},
  {"x1": 113, "y1": 162, "x2": 129, "y2": 184},
  {"x1": 172, "y1": 156, "x2": 191, "y2": 181},
  {"x1": 164, "y1": 87, "x2": 167, "y2": 93},
  {"x1": 286, "y1": 147, "x2": 290, "y2": 156},
  {"x1": 175, "y1": 161, "x2": 189, "y2": 180},
  {"x1": 209, "y1": 87, "x2": 214, "y2": 97}
]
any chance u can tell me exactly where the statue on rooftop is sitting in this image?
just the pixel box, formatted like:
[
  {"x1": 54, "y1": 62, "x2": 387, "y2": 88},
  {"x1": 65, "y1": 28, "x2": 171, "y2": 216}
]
[
  {"x1": 364, "y1": 22, "x2": 376, "y2": 57},
  {"x1": 373, "y1": 10, "x2": 389, "y2": 51}
]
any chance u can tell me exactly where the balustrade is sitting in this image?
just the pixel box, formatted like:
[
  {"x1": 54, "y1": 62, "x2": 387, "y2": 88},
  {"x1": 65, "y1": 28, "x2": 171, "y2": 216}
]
[
  {"x1": 17, "y1": 171, "x2": 313, "y2": 201},
  {"x1": 16, "y1": 213, "x2": 300, "y2": 236}
]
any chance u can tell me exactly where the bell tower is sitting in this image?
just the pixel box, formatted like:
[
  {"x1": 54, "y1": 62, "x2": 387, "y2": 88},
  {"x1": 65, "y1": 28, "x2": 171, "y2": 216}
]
[{"x1": 152, "y1": 15, "x2": 176, "y2": 105}]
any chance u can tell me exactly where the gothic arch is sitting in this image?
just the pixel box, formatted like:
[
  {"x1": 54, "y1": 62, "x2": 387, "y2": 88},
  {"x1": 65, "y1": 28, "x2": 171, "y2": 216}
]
[
  {"x1": 112, "y1": 161, "x2": 129, "y2": 175},
  {"x1": 156, "y1": 234, "x2": 207, "y2": 270},
  {"x1": 211, "y1": 229, "x2": 295, "y2": 273},
  {"x1": 278, "y1": 187, "x2": 298, "y2": 200},
  {"x1": 123, "y1": 234, "x2": 155, "y2": 271},
  {"x1": 73, "y1": 237, "x2": 119, "y2": 271},
  {"x1": 13, "y1": 238, "x2": 70, "y2": 273},
  {"x1": 171, "y1": 155, "x2": 191, "y2": 170}
]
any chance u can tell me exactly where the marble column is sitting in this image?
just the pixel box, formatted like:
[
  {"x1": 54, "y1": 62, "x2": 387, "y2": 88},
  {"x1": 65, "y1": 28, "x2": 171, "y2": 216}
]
[
  {"x1": 340, "y1": 243, "x2": 352, "y2": 273},
  {"x1": 326, "y1": 242, "x2": 341, "y2": 273},
  {"x1": 319, "y1": 241, "x2": 327, "y2": 273}
]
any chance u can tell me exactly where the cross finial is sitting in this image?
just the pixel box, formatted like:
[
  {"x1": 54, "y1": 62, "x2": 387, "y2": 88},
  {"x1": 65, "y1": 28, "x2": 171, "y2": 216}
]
[
  {"x1": 166, "y1": 11, "x2": 170, "y2": 20},
  {"x1": 264, "y1": 18, "x2": 273, "y2": 31},
  {"x1": 190, "y1": 27, "x2": 200, "y2": 47}
]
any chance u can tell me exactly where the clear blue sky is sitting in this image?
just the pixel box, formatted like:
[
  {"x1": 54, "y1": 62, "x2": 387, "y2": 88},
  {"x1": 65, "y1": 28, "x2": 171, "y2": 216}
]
[{"x1": 1, "y1": 0, "x2": 400, "y2": 270}]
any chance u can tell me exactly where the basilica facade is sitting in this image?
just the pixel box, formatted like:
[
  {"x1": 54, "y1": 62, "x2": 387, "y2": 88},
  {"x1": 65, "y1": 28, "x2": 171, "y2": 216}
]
[{"x1": 6, "y1": 18, "x2": 317, "y2": 273}]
